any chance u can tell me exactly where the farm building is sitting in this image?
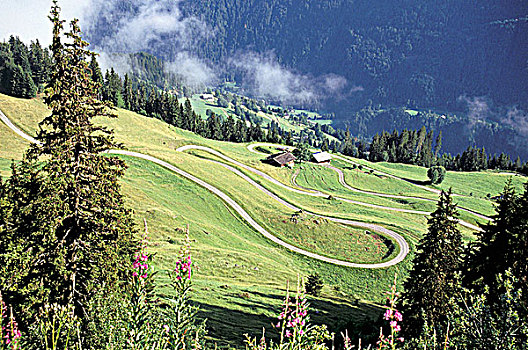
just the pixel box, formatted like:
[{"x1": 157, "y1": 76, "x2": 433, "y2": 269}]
[
  {"x1": 267, "y1": 152, "x2": 296, "y2": 167},
  {"x1": 312, "y1": 151, "x2": 332, "y2": 163},
  {"x1": 200, "y1": 93, "x2": 215, "y2": 102}
]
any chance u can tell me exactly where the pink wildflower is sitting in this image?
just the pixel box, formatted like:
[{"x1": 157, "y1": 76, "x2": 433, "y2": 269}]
[
  {"x1": 394, "y1": 310, "x2": 403, "y2": 322},
  {"x1": 384, "y1": 309, "x2": 393, "y2": 320},
  {"x1": 390, "y1": 321, "x2": 401, "y2": 332}
]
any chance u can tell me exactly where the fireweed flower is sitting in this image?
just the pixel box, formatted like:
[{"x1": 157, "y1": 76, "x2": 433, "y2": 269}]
[
  {"x1": 384, "y1": 309, "x2": 393, "y2": 320},
  {"x1": 174, "y1": 255, "x2": 193, "y2": 280},
  {"x1": 377, "y1": 274, "x2": 404, "y2": 350},
  {"x1": 1, "y1": 294, "x2": 21, "y2": 349},
  {"x1": 274, "y1": 279, "x2": 310, "y2": 345},
  {"x1": 132, "y1": 253, "x2": 150, "y2": 279}
]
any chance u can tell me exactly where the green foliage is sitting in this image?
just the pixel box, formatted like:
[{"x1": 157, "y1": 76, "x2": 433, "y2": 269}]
[
  {"x1": 403, "y1": 271, "x2": 527, "y2": 350},
  {"x1": 427, "y1": 166, "x2": 446, "y2": 184},
  {"x1": 0, "y1": 2, "x2": 138, "y2": 343},
  {"x1": 304, "y1": 273, "x2": 324, "y2": 297},
  {"x1": 122, "y1": 227, "x2": 207, "y2": 350},
  {"x1": 34, "y1": 303, "x2": 80, "y2": 350},
  {"x1": 103, "y1": 68, "x2": 124, "y2": 108},
  {"x1": 368, "y1": 127, "x2": 438, "y2": 167},
  {"x1": 377, "y1": 275, "x2": 404, "y2": 350},
  {"x1": 465, "y1": 180, "x2": 528, "y2": 317},
  {"x1": 0, "y1": 36, "x2": 46, "y2": 98},
  {"x1": 448, "y1": 271, "x2": 528, "y2": 350},
  {"x1": 293, "y1": 142, "x2": 311, "y2": 162},
  {"x1": 400, "y1": 189, "x2": 463, "y2": 339}
]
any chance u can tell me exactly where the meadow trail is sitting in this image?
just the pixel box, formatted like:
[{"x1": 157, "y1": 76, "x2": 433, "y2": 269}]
[
  {"x1": 247, "y1": 143, "x2": 491, "y2": 222},
  {"x1": 178, "y1": 144, "x2": 484, "y2": 231},
  {"x1": 1, "y1": 108, "x2": 408, "y2": 268}
]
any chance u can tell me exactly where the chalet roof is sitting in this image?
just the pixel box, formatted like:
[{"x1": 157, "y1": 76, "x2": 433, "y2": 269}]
[
  {"x1": 312, "y1": 151, "x2": 332, "y2": 163},
  {"x1": 269, "y1": 152, "x2": 296, "y2": 165}
]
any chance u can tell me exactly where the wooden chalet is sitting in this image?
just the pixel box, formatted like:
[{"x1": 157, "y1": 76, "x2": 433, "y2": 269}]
[
  {"x1": 268, "y1": 151, "x2": 296, "y2": 167},
  {"x1": 312, "y1": 151, "x2": 332, "y2": 164}
]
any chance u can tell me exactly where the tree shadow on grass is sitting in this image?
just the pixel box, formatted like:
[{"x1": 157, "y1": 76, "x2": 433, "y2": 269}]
[
  {"x1": 194, "y1": 294, "x2": 381, "y2": 349},
  {"x1": 401, "y1": 177, "x2": 432, "y2": 186}
]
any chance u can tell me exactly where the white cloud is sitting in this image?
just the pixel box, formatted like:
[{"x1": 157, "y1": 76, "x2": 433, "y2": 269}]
[
  {"x1": 504, "y1": 107, "x2": 528, "y2": 137},
  {"x1": 230, "y1": 51, "x2": 352, "y2": 105},
  {"x1": 231, "y1": 52, "x2": 317, "y2": 104},
  {"x1": 457, "y1": 95, "x2": 491, "y2": 129},
  {"x1": 165, "y1": 52, "x2": 217, "y2": 87}
]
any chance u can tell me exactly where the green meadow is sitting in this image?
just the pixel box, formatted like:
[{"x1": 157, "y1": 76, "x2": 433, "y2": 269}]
[{"x1": 0, "y1": 92, "x2": 523, "y2": 347}]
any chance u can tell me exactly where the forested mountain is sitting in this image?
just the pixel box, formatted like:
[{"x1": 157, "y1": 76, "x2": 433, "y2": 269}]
[
  {"x1": 85, "y1": 0, "x2": 528, "y2": 109},
  {"x1": 188, "y1": 0, "x2": 527, "y2": 106},
  {"x1": 81, "y1": 0, "x2": 528, "y2": 159}
]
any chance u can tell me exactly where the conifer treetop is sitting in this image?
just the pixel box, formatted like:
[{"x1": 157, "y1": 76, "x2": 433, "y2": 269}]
[{"x1": 29, "y1": 0, "x2": 120, "y2": 161}]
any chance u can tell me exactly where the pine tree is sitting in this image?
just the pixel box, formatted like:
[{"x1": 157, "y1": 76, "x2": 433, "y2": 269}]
[
  {"x1": 400, "y1": 189, "x2": 463, "y2": 339},
  {"x1": 103, "y1": 68, "x2": 123, "y2": 107},
  {"x1": 206, "y1": 112, "x2": 223, "y2": 140},
  {"x1": 434, "y1": 131, "x2": 442, "y2": 159},
  {"x1": 122, "y1": 73, "x2": 133, "y2": 110},
  {"x1": 320, "y1": 138, "x2": 329, "y2": 152},
  {"x1": 29, "y1": 39, "x2": 51, "y2": 91},
  {"x1": 0, "y1": 2, "x2": 137, "y2": 336},
  {"x1": 465, "y1": 180, "x2": 528, "y2": 315}
]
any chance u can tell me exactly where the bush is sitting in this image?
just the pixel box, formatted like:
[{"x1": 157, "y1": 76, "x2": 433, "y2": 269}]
[
  {"x1": 427, "y1": 165, "x2": 446, "y2": 184},
  {"x1": 305, "y1": 273, "x2": 324, "y2": 296},
  {"x1": 293, "y1": 142, "x2": 312, "y2": 162}
]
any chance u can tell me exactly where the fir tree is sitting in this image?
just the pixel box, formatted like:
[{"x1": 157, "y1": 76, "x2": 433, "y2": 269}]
[
  {"x1": 103, "y1": 68, "x2": 124, "y2": 107},
  {"x1": 465, "y1": 180, "x2": 528, "y2": 316},
  {"x1": 0, "y1": 2, "x2": 138, "y2": 337},
  {"x1": 29, "y1": 39, "x2": 51, "y2": 91},
  {"x1": 320, "y1": 138, "x2": 330, "y2": 152},
  {"x1": 400, "y1": 189, "x2": 463, "y2": 339}
]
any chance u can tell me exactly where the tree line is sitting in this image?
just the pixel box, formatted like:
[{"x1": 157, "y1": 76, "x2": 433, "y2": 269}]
[
  {"x1": 2, "y1": 36, "x2": 527, "y2": 175},
  {"x1": 367, "y1": 126, "x2": 528, "y2": 175},
  {"x1": 0, "y1": 36, "x2": 51, "y2": 98},
  {"x1": 93, "y1": 67, "x2": 279, "y2": 143}
]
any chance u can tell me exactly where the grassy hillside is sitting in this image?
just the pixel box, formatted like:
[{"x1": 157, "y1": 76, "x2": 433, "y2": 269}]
[{"x1": 1, "y1": 92, "x2": 523, "y2": 347}]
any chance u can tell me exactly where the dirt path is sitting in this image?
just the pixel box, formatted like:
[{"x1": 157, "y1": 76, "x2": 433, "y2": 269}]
[
  {"x1": 247, "y1": 143, "x2": 490, "y2": 222},
  {"x1": 179, "y1": 145, "x2": 483, "y2": 231},
  {"x1": 0, "y1": 109, "x2": 41, "y2": 145}
]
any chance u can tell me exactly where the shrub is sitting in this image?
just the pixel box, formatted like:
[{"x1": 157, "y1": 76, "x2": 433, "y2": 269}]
[
  {"x1": 305, "y1": 273, "x2": 324, "y2": 297},
  {"x1": 427, "y1": 166, "x2": 446, "y2": 184}
]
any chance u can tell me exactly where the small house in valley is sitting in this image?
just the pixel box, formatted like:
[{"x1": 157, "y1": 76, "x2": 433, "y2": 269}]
[
  {"x1": 268, "y1": 152, "x2": 296, "y2": 167},
  {"x1": 200, "y1": 93, "x2": 215, "y2": 102},
  {"x1": 312, "y1": 151, "x2": 332, "y2": 164}
]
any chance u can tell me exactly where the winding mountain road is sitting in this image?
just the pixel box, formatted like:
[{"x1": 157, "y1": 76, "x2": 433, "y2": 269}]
[
  {"x1": 1, "y1": 109, "x2": 408, "y2": 268},
  {"x1": 248, "y1": 143, "x2": 490, "y2": 222},
  {"x1": 179, "y1": 145, "x2": 484, "y2": 231}
]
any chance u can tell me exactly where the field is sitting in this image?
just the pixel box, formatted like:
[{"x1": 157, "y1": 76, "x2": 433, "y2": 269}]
[
  {"x1": 0, "y1": 92, "x2": 524, "y2": 348},
  {"x1": 189, "y1": 95, "x2": 338, "y2": 141}
]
